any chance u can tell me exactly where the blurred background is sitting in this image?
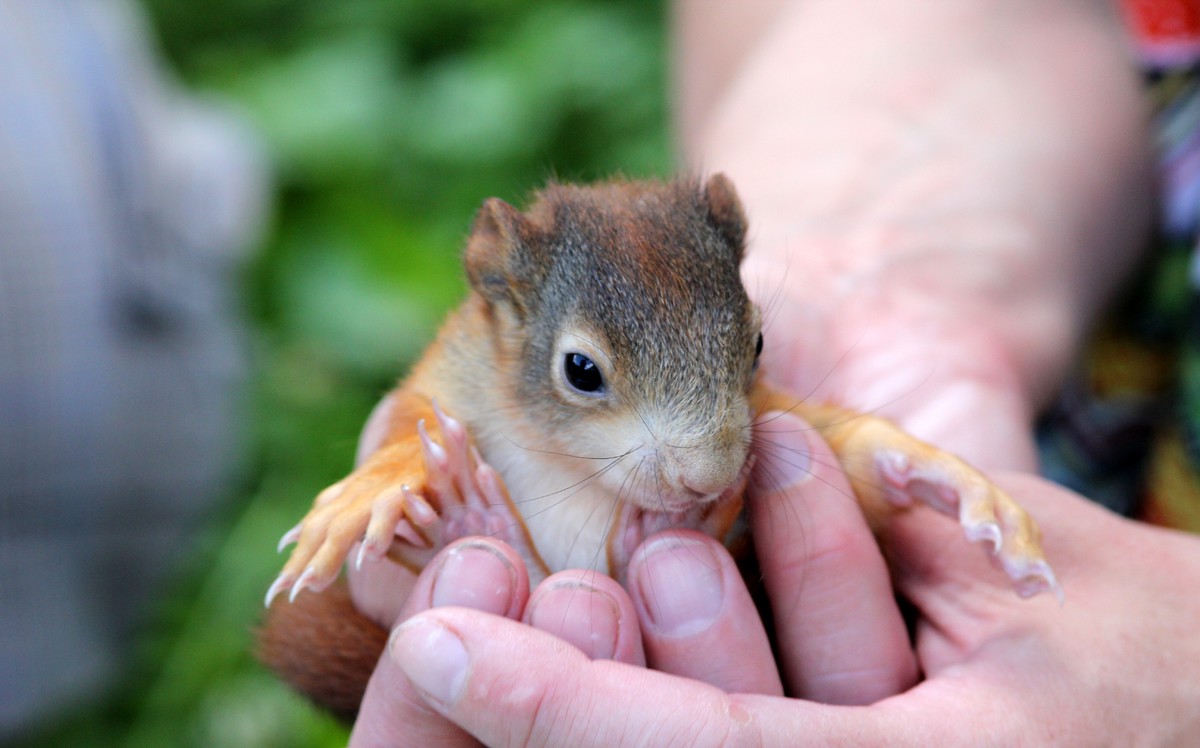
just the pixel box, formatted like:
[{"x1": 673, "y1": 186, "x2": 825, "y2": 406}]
[{"x1": 1, "y1": 1, "x2": 669, "y2": 745}]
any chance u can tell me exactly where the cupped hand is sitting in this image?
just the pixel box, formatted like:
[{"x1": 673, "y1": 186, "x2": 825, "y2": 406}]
[
  {"x1": 377, "y1": 416, "x2": 1200, "y2": 746},
  {"x1": 347, "y1": 530, "x2": 781, "y2": 747}
]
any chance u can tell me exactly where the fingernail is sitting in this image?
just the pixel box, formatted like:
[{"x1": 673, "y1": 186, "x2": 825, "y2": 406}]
[
  {"x1": 527, "y1": 579, "x2": 620, "y2": 660},
  {"x1": 390, "y1": 617, "x2": 468, "y2": 706},
  {"x1": 759, "y1": 411, "x2": 814, "y2": 487},
  {"x1": 431, "y1": 542, "x2": 516, "y2": 615},
  {"x1": 633, "y1": 536, "x2": 724, "y2": 637}
]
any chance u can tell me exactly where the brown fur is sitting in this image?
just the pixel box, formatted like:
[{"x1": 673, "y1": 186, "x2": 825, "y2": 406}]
[{"x1": 258, "y1": 581, "x2": 387, "y2": 723}]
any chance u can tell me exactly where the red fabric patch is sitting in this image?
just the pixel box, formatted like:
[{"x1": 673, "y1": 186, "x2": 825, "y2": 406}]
[{"x1": 1124, "y1": 0, "x2": 1200, "y2": 45}]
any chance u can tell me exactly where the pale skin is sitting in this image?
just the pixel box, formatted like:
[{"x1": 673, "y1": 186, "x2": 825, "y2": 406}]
[
  {"x1": 365, "y1": 434, "x2": 1200, "y2": 746},
  {"x1": 349, "y1": 0, "x2": 1200, "y2": 745}
]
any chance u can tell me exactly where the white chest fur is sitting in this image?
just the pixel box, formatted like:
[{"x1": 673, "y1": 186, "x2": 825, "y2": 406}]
[{"x1": 476, "y1": 430, "x2": 621, "y2": 576}]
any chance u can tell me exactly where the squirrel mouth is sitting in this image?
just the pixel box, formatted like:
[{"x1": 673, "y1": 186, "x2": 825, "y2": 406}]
[{"x1": 606, "y1": 455, "x2": 754, "y2": 582}]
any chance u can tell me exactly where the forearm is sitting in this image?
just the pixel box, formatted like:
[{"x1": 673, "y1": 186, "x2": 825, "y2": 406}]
[{"x1": 676, "y1": 0, "x2": 1154, "y2": 412}]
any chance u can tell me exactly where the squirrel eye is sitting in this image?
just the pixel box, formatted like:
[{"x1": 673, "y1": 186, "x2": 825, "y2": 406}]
[
  {"x1": 564, "y1": 353, "x2": 605, "y2": 394},
  {"x1": 753, "y1": 332, "x2": 764, "y2": 365}
]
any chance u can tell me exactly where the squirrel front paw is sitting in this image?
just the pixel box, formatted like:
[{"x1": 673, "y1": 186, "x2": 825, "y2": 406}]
[
  {"x1": 873, "y1": 444, "x2": 1062, "y2": 601},
  {"x1": 266, "y1": 403, "x2": 543, "y2": 606},
  {"x1": 377, "y1": 403, "x2": 546, "y2": 582}
]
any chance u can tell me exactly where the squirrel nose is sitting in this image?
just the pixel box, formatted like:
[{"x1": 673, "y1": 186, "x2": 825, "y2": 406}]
[{"x1": 672, "y1": 448, "x2": 746, "y2": 499}]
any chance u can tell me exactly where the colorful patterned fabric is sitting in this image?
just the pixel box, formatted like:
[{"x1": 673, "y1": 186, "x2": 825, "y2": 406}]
[{"x1": 1036, "y1": 0, "x2": 1200, "y2": 532}]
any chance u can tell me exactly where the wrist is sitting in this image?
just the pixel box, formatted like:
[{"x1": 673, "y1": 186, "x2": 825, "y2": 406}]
[{"x1": 745, "y1": 248, "x2": 1044, "y2": 471}]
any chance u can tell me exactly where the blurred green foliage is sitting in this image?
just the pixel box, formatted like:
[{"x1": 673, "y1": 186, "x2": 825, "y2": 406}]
[
  {"x1": 166, "y1": 0, "x2": 671, "y2": 376},
  {"x1": 11, "y1": 1, "x2": 668, "y2": 746}
]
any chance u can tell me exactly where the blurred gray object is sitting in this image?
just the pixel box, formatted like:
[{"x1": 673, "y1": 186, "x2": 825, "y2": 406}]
[{"x1": 0, "y1": 0, "x2": 268, "y2": 734}]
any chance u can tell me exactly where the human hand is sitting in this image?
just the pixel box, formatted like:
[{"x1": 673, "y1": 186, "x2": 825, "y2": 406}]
[
  {"x1": 349, "y1": 409, "x2": 918, "y2": 747},
  {"x1": 346, "y1": 517, "x2": 785, "y2": 746},
  {"x1": 380, "y1": 418, "x2": 1200, "y2": 746},
  {"x1": 680, "y1": 0, "x2": 1154, "y2": 473}
]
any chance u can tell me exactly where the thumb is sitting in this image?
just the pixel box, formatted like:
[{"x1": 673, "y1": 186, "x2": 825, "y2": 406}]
[
  {"x1": 389, "y1": 608, "x2": 1034, "y2": 748},
  {"x1": 387, "y1": 608, "x2": 767, "y2": 748}
]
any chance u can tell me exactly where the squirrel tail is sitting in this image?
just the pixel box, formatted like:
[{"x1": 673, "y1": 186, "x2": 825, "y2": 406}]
[{"x1": 257, "y1": 580, "x2": 387, "y2": 723}]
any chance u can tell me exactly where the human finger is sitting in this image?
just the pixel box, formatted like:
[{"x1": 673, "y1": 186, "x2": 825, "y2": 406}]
[
  {"x1": 626, "y1": 530, "x2": 781, "y2": 694},
  {"x1": 525, "y1": 570, "x2": 646, "y2": 665},
  {"x1": 750, "y1": 411, "x2": 918, "y2": 703},
  {"x1": 386, "y1": 607, "x2": 784, "y2": 748},
  {"x1": 349, "y1": 537, "x2": 529, "y2": 748},
  {"x1": 388, "y1": 606, "x2": 1070, "y2": 747}
]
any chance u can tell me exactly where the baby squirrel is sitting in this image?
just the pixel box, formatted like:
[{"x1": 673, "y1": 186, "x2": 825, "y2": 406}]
[{"x1": 259, "y1": 175, "x2": 1060, "y2": 720}]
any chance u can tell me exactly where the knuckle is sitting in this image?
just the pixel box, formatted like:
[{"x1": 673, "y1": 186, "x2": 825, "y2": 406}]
[
  {"x1": 794, "y1": 520, "x2": 876, "y2": 576},
  {"x1": 514, "y1": 686, "x2": 551, "y2": 748},
  {"x1": 328, "y1": 514, "x2": 366, "y2": 543},
  {"x1": 304, "y1": 504, "x2": 340, "y2": 534},
  {"x1": 497, "y1": 670, "x2": 585, "y2": 748},
  {"x1": 684, "y1": 696, "x2": 762, "y2": 748}
]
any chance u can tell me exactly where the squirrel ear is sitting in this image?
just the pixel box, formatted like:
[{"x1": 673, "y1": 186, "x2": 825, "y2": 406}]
[
  {"x1": 703, "y1": 173, "x2": 747, "y2": 262},
  {"x1": 464, "y1": 197, "x2": 534, "y2": 310}
]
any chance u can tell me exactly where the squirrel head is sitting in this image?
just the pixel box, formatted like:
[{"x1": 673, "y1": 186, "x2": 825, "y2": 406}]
[{"x1": 461, "y1": 175, "x2": 763, "y2": 510}]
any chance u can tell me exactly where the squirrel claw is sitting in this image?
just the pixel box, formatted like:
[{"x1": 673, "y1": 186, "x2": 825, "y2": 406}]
[
  {"x1": 354, "y1": 543, "x2": 366, "y2": 571},
  {"x1": 264, "y1": 572, "x2": 293, "y2": 608},
  {"x1": 963, "y1": 520, "x2": 1003, "y2": 555},
  {"x1": 1009, "y1": 559, "x2": 1064, "y2": 604},
  {"x1": 276, "y1": 524, "x2": 302, "y2": 553},
  {"x1": 417, "y1": 419, "x2": 448, "y2": 469},
  {"x1": 288, "y1": 567, "x2": 318, "y2": 603},
  {"x1": 432, "y1": 399, "x2": 466, "y2": 448},
  {"x1": 402, "y1": 485, "x2": 437, "y2": 526}
]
